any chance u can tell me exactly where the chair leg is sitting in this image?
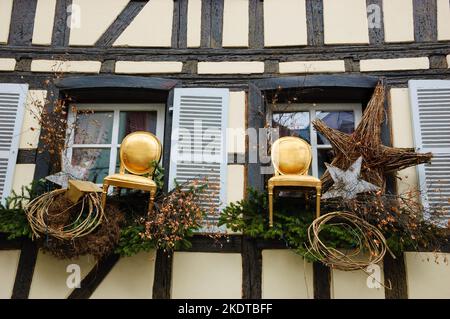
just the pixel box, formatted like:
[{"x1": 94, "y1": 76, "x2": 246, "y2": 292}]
[
  {"x1": 101, "y1": 183, "x2": 109, "y2": 210},
  {"x1": 268, "y1": 185, "x2": 274, "y2": 227},
  {"x1": 148, "y1": 189, "x2": 156, "y2": 215},
  {"x1": 316, "y1": 186, "x2": 321, "y2": 219}
]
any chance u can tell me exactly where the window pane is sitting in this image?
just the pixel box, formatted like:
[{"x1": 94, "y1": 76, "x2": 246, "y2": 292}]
[
  {"x1": 318, "y1": 149, "x2": 335, "y2": 177},
  {"x1": 316, "y1": 111, "x2": 355, "y2": 145},
  {"x1": 118, "y1": 111, "x2": 158, "y2": 143},
  {"x1": 74, "y1": 111, "x2": 113, "y2": 144},
  {"x1": 71, "y1": 148, "x2": 111, "y2": 183},
  {"x1": 272, "y1": 112, "x2": 310, "y2": 143}
]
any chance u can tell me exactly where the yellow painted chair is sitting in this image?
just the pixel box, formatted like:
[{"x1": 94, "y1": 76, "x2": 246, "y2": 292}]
[
  {"x1": 101, "y1": 131, "x2": 162, "y2": 214},
  {"x1": 268, "y1": 136, "x2": 322, "y2": 227}
]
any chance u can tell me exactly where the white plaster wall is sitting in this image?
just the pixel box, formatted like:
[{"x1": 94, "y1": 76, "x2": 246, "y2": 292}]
[
  {"x1": 0, "y1": 0, "x2": 13, "y2": 44},
  {"x1": 262, "y1": 250, "x2": 314, "y2": 299},
  {"x1": 90, "y1": 251, "x2": 156, "y2": 299},
  {"x1": 227, "y1": 165, "x2": 245, "y2": 204},
  {"x1": 264, "y1": 0, "x2": 307, "y2": 47},
  {"x1": 171, "y1": 252, "x2": 242, "y2": 298},
  {"x1": 323, "y1": 0, "x2": 369, "y2": 45},
  {"x1": 32, "y1": 0, "x2": 57, "y2": 45},
  {"x1": 227, "y1": 91, "x2": 246, "y2": 155},
  {"x1": 114, "y1": 0, "x2": 173, "y2": 47},
  {"x1": 29, "y1": 251, "x2": 96, "y2": 299},
  {"x1": 69, "y1": 0, "x2": 129, "y2": 46},
  {"x1": 0, "y1": 250, "x2": 21, "y2": 299},
  {"x1": 222, "y1": 0, "x2": 249, "y2": 47},
  {"x1": 383, "y1": 0, "x2": 414, "y2": 43},
  {"x1": 331, "y1": 267, "x2": 385, "y2": 299},
  {"x1": 187, "y1": 0, "x2": 202, "y2": 47},
  {"x1": 11, "y1": 164, "x2": 36, "y2": 195},
  {"x1": 437, "y1": 0, "x2": 450, "y2": 41},
  {"x1": 405, "y1": 252, "x2": 450, "y2": 299},
  {"x1": 19, "y1": 90, "x2": 46, "y2": 149},
  {"x1": 0, "y1": 58, "x2": 16, "y2": 72}
]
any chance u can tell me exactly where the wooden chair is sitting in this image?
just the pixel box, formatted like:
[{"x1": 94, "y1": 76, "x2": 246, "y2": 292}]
[
  {"x1": 101, "y1": 131, "x2": 162, "y2": 214},
  {"x1": 268, "y1": 136, "x2": 321, "y2": 227}
]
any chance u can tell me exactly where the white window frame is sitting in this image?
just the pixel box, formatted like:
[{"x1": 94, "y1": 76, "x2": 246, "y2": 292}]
[
  {"x1": 268, "y1": 103, "x2": 362, "y2": 177},
  {"x1": 65, "y1": 103, "x2": 165, "y2": 182}
]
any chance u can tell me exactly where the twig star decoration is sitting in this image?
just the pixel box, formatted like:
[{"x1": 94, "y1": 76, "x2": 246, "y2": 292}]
[
  {"x1": 312, "y1": 82, "x2": 432, "y2": 192},
  {"x1": 322, "y1": 157, "x2": 380, "y2": 200}
]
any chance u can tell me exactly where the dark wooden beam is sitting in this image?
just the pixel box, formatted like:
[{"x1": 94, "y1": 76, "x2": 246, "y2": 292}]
[
  {"x1": 163, "y1": 89, "x2": 174, "y2": 193},
  {"x1": 210, "y1": 0, "x2": 224, "y2": 48},
  {"x1": 242, "y1": 236, "x2": 262, "y2": 299},
  {"x1": 384, "y1": 253, "x2": 408, "y2": 299},
  {"x1": 95, "y1": 1, "x2": 147, "y2": 47},
  {"x1": 67, "y1": 254, "x2": 120, "y2": 299},
  {"x1": 249, "y1": 0, "x2": 264, "y2": 49},
  {"x1": 178, "y1": 235, "x2": 242, "y2": 253},
  {"x1": 52, "y1": 0, "x2": 72, "y2": 47},
  {"x1": 152, "y1": 249, "x2": 173, "y2": 299},
  {"x1": 171, "y1": 0, "x2": 181, "y2": 48},
  {"x1": 0, "y1": 234, "x2": 23, "y2": 250},
  {"x1": 11, "y1": 240, "x2": 38, "y2": 299},
  {"x1": 16, "y1": 149, "x2": 37, "y2": 164},
  {"x1": 313, "y1": 262, "x2": 331, "y2": 299},
  {"x1": 200, "y1": 0, "x2": 212, "y2": 48},
  {"x1": 366, "y1": 0, "x2": 385, "y2": 45},
  {"x1": 413, "y1": 0, "x2": 438, "y2": 42},
  {"x1": 55, "y1": 75, "x2": 179, "y2": 90},
  {"x1": 306, "y1": 0, "x2": 324, "y2": 46},
  {"x1": 177, "y1": 0, "x2": 189, "y2": 48},
  {"x1": 8, "y1": 0, "x2": 38, "y2": 46}
]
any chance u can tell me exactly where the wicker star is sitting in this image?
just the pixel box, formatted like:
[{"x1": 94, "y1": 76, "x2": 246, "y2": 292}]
[
  {"x1": 312, "y1": 82, "x2": 432, "y2": 192},
  {"x1": 322, "y1": 157, "x2": 380, "y2": 200}
]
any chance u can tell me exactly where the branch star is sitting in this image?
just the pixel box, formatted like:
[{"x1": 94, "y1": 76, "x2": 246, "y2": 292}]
[{"x1": 322, "y1": 157, "x2": 380, "y2": 200}]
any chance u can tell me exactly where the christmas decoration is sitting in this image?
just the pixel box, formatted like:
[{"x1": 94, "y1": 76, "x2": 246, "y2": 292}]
[
  {"x1": 312, "y1": 82, "x2": 432, "y2": 191},
  {"x1": 322, "y1": 157, "x2": 379, "y2": 200}
]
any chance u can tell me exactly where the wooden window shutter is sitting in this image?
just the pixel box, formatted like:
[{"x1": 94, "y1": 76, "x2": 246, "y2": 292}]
[
  {"x1": 169, "y1": 88, "x2": 229, "y2": 222},
  {"x1": 409, "y1": 80, "x2": 450, "y2": 223},
  {"x1": 0, "y1": 84, "x2": 29, "y2": 202}
]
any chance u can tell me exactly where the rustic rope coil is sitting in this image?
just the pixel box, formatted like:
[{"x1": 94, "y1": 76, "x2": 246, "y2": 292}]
[
  {"x1": 25, "y1": 189, "x2": 105, "y2": 241},
  {"x1": 307, "y1": 212, "x2": 395, "y2": 271}
]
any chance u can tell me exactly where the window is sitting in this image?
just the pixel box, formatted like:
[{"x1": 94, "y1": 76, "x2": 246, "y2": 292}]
[
  {"x1": 269, "y1": 103, "x2": 362, "y2": 177},
  {"x1": 65, "y1": 104, "x2": 165, "y2": 184}
]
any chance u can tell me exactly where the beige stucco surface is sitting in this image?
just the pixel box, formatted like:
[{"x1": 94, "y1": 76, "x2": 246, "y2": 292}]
[
  {"x1": 323, "y1": 0, "x2": 369, "y2": 44},
  {"x1": 383, "y1": 0, "x2": 414, "y2": 43},
  {"x1": 0, "y1": 0, "x2": 13, "y2": 44},
  {"x1": 32, "y1": 0, "x2": 57, "y2": 45},
  {"x1": 90, "y1": 251, "x2": 156, "y2": 299},
  {"x1": 187, "y1": 0, "x2": 202, "y2": 47},
  {"x1": 437, "y1": 0, "x2": 450, "y2": 41},
  {"x1": 172, "y1": 252, "x2": 242, "y2": 298},
  {"x1": 198, "y1": 61, "x2": 264, "y2": 74},
  {"x1": 264, "y1": 0, "x2": 307, "y2": 47},
  {"x1": 31, "y1": 60, "x2": 102, "y2": 73},
  {"x1": 19, "y1": 90, "x2": 46, "y2": 149},
  {"x1": 69, "y1": 0, "x2": 129, "y2": 46},
  {"x1": 389, "y1": 88, "x2": 419, "y2": 194},
  {"x1": 29, "y1": 251, "x2": 96, "y2": 299},
  {"x1": 262, "y1": 250, "x2": 313, "y2": 299},
  {"x1": 331, "y1": 267, "x2": 385, "y2": 299},
  {"x1": 114, "y1": 0, "x2": 173, "y2": 47},
  {"x1": 222, "y1": 0, "x2": 249, "y2": 47},
  {"x1": 405, "y1": 252, "x2": 450, "y2": 299},
  {"x1": 227, "y1": 91, "x2": 246, "y2": 154},
  {"x1": 279, "y1": 60, "x2": 346, "y2": 74},
  {"x1": 0, "y1": 58, "x2": 16, "y2": 72},
  {"x1": 12, "y1": 164, "x2": 36, "y2": 195},
  {"x1": 227, "y1": 165, "x2": 245, "y2": 204},
  {"x1": 0, "y1": 250, "x2": 20, "y2": 299},
  {"x1": 115, "y1": 61, "x2": 183, "y2": 74},
  {"x1": 360, "y1": 57, "x2": 430, "y2": 72}
]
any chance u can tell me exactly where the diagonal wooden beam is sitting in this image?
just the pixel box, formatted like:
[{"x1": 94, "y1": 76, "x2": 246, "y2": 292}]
[
  {"x1": 95, "y1": 0, "x2": 148, "y2": 48},
  {"x1": 67, "y1": 253, "x2": 120, "y2": 299},
  {"x1": 11, "y1": 240, "x2": 38, "y2": 299}
]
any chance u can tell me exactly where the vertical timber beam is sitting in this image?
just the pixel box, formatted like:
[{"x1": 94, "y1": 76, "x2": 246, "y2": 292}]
[
  {"x1": 8, "y1": 0, "x2": 38, "y2": 46},
  {"x1": 366, "y1": 0, "x2": 385, "y2": 45},
  {"x1": 413, "y1": 0, "x2": 438, "y2": 42},
  {"x1": 306, "y1": 0, "x2": 324, "y2": 46},
  {"x1": 52, "y1": 0, "x2": 72, "y2": 47},
  {"x1": 249, "y1": 0, "x2": 264, "y2": 49},
  {"x1": 313, "y1": 262, "x2": 331, "y2": 299},
  {"x1": 384, "y1": 253, "x2": 408, "y2": 299},
  {"x1": 152, "y1": 249, "x2": 173, "y2": 299},
  {"x1": 242, "y1": 237, "x2": 262, "y2": 299}
]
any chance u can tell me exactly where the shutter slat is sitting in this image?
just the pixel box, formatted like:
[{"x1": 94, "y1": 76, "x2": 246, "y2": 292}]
[
  {"x1": 410, "y1": 80, "x2": 450, "y2": 225},
  {"x1": 0, "y1": 84, "x2": 28, "y2": 202},
  {"x1": 170, "y1": 88, "x2": 229, "y2": 225}
]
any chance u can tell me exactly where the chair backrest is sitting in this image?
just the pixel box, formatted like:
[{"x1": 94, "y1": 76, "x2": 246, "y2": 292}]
[
  {"x1": 119, "y1": 131, "x2": 162, "y2": 176},
  {"x1": 271, "y1": 136, "x2": 312, "y2": 176}
]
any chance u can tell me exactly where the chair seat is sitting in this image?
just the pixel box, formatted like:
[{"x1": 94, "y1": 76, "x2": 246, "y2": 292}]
[
  {"x1": 269, "y1": 174, "x2": 321, "y2": 188},
  {"x1": 104, "y1": 173, "x2": 156, "y2": 191}
]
